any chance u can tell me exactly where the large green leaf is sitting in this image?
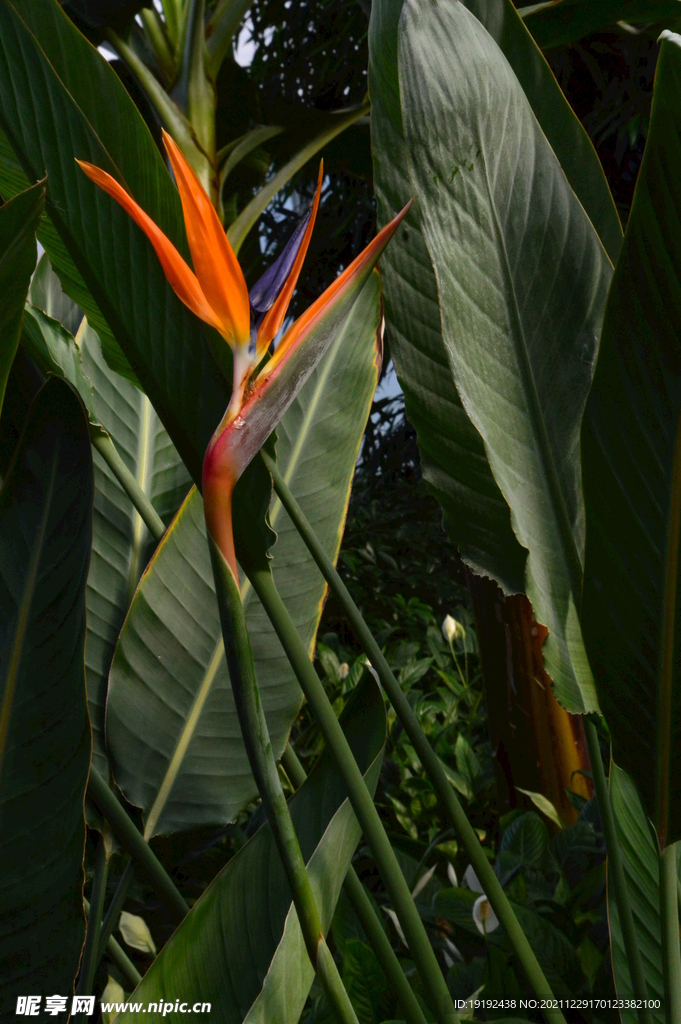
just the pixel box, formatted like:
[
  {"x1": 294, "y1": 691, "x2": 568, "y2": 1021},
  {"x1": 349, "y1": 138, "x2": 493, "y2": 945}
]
[
  {"x1": 581, "y1": 33, "x2": 681, "y2": 844},
  {"x1": 22, "y1": 262, "x2": 191, "y2": 776},
  {"x1": 463, "y1": 0, "x2": 622, "y2": 265},
  {"x1": 30, "y1": 250, "x2": 84, "y2": 337},
  {"x1": 123, "y1": 674, "x2": 386, "y2": 1024},
  {"x1": 398, "y1": 0, "x2": 612, "y2": 712},
  {"x1": 81, "y1": 321, "x2": 191, "y2": 777},
  {"x1": 368, "y1": 0, "x2": 619, "y2": 595},
  {"x1": 521, "y1": 0, "x2": 681, "y2": 51},
  {"x1": 106, "y1": 274, "x2": 382, "y2": 835},
  {"x1": 608, "y1": 764, "x2": 665, "y2": 1024},
  {"x1": 0, "y1": 0, "x2": 274, "y2": 566},
  {"x1": 0, "y1": 377, "x2": 92, "y2": 1010},
  {"x1": 369, "y1": 0, "x2": 526, "y2": 594},
  {"x1": 0, "y1": 126, "x2": 135, "y2": 386},
  {"x1": 0, "y1": 181, "x2": 43, "y2": 417}
]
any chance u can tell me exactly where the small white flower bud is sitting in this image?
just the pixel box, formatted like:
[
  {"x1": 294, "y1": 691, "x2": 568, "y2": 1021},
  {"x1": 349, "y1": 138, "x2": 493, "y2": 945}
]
[
  {"x1": 472, "y1": 894, "x2": 499, "y2": 935},
  {"x1": 442, "y1": 614, "x2": 465, "y2": 644}
]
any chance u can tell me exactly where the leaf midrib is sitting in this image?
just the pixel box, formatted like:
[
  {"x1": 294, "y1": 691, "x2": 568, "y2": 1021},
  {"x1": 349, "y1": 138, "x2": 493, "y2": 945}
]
[
  {"x1": 0, "y1": 441, "x2": 58, "y2": 781},
  {"x1": 485, "y1": 159, "x2": 584, "y2": 607},
  {"x1": 126, "y1": 395, "x2": 153, "y2": 605}
]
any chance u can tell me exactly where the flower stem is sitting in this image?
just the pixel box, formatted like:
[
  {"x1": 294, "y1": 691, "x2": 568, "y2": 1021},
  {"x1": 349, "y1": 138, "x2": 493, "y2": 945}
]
[
  {"x1": 247, "y1": 563, "x2": 458, "y2": 1024},
  {"x1": 208, "y1": 536, "x2": 358, "y2": 1024},
  {"x1": 86, "y1": 768, "x2": 189, "y2": 923},
  {"x1": 97, "y1": 857, "x2": 135, "y2": 965},
  {"x1": 660, "y1": 843, "x2": 681, "y2": 1024},
  {"x1": 447, "y1": 639, "x2": 467, "y2": 689},
  {"x1": 282, "y1": 744, "x2": 428, "y2": 1024},
  {"x1": 76, "y1": 837, "x2": 110, "y2": 1002},
  {"x1": 584, "y1": 720, "x2": 651, "y2": 1024},
  {"x1": 261, "y1": 451, "x2": 562, "y2": 1022},
  {"x1": 84, "y1": 897, "x2": 142, "y2": 991}
]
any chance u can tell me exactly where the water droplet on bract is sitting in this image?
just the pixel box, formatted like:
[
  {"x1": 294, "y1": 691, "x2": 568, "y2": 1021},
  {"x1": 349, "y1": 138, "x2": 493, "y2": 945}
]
[{"x1": 233, "y1": 416, "x2": 245, "y2": 430}]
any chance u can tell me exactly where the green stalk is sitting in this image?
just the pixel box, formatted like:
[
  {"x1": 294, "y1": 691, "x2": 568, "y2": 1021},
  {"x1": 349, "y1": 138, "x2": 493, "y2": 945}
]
[
  {"x1": 87, "y1": 768, "x2": 189, "y2": 923},
  {"x1": 98, "y1": 858, "x2": 135, "y2": 965},
  {"x1": 247, "y1": 563, "x2": 458, "y2": 1024},
  {"x1": 84, "y1": 897, "x2": 143, "y2": 991},
  {"x1": 161, "y1": 0, "x2": 182, "y2": 48},
  {"x1": 584, "y1": 721, "x2": 652, "y2": 1024},
  {"x1": 175, "y1": 0, "x2": 216, "y2": 196},
  {"x1": 91, "y1": 434, "x2": 165, "y2": 542},
  {"x1": 205, "y1": 0, "x2": 252, "y2": 78},
  {"x1": 140, "y1": 7, "x2": 176, "y2": 83},
  {"x1": 105, "y1": 28, "x2": 209, "y2": 190},
  {"x1": 77, "y1": 837, "x2": 110, "y2": 1001},
  {"x1": 282, "y1": 744, "x2": 428, "y2": 1024},
  {"x1": 660, "y1": 843, "x2": 681, "y2": 1024},
  {"x1": 208, "y1": 537, "x2": 359, "y2": 1024},
  {"x1": 261, "y1": 451, "x2": 562, "y2": 1022}
]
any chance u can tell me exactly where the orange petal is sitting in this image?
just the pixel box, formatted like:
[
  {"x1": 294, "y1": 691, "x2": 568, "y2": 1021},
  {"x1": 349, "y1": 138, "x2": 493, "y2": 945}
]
[
  {"x1": 77, "y1": 159, "x2": 225, "y2": 336},
  {"x1": 255, "y1": 162, "x2": 324, "y2": 359},
  {"x1": 260, "y1": 201, "x2": 412, "y2": 384},
  {"x1": 163, "y1": 131, "x2": 250, "y2": 346}
]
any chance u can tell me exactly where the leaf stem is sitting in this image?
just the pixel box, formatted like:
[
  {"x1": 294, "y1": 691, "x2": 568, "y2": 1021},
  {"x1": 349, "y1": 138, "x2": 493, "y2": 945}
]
[
  {"x1": 139, "y1": 8, "x2": 176, "y2": 83},
  {"x1": 247, "y1": 562, "x2": 458, "y2": 1024},
  {"x1": 584, "y1": 720, "x2": 651, "y2": 1024},
  {"x1": 84, "y1": 897, "x2": 142, "y2": 991},
  {"x1": 660, "y1": 843, "x2": 681, "y2": 1024},
  {"x1": 86, "y1": 768, "x2": 189, "y2": 923},
  {"x1": 91, "y1": 434, "x2": 165, "y2": 541},
  {"x1": 282, "y1": 744, "x2": 428, "y2": 1024},
  {"x1": 98, "y1": 858, "x2": 135, "y2": 965},
  {"x1": 261, "y1": 451, "x2": 562, "y2": 1021},
  {"x1": 208, "y1": 538, "x2": 359, "y2": 1024},
  {"x1": 77, "y1": 838, "x2": 110, "y2": 1001}
]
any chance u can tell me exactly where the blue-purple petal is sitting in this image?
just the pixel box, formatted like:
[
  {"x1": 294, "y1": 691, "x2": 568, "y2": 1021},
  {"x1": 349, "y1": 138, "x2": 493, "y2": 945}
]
[{"x1": 249, "y1": 206, "x2": 313, "y2": 316}]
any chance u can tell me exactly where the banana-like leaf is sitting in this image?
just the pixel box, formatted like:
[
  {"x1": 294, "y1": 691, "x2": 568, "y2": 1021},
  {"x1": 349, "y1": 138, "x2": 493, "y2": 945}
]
[
  {"x1": 0, "y1": 182, "x2": 43, "y2": 417},
  {"x1": 369, "y1": 0, "x2": 526, "y2": 594},
  {"x1": 106, "y1": 274, "x2": 382, "y2": 835},
  {"x1": 0, "y1": 377, "x2": 92, "y2": 1009},
  {"x1": 121, "y1": 673, "x2": 386, "y2": 1024},
  {"x1": 463, "y1": 0, "x2": 621, "y2": 265},
  {"x1": 30, "y1": 251, "x2": 84, "y2": 337},
  {"x1": 608, "y1": 764, "x2": 665, "y2": 1024},
  {"x1": 82, "y1": 322, "x2": 191, "y2": 777},
  {"x1": 21, "y1": 307, "x2": 102, "y2": 433},
  {"x1": 398, "y1": 0, "x2": 612, "y2": 712},
  {"x1": 22, "y1": 266, "x2": 191, "y2": 776},
  {"x1": 0, "y1": 0, "x2": 274, "y2": 569},
  {"x1": 368, "y1": 0, "x2": 619, "y2": 594},
  {"x1": 581, "y1": 33, "x2": 681, "y2": 844},
  {"x1": 0, "y1": 130, "x2": 136, "y2": 387},
  {"x1": 521, "y1": 0, "x2": 681, "y2": 50}
]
